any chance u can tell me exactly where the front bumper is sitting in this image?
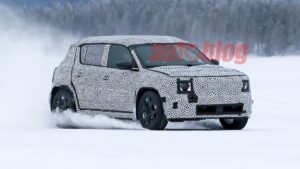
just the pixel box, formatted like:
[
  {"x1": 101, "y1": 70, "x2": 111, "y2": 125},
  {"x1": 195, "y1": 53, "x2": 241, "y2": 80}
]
[
  {"x1": 162, "y1": 76, "x2": 252, "y2": 120},
  {"x1": 163, "y1": 94, "x2": 252, "y2": 120}
]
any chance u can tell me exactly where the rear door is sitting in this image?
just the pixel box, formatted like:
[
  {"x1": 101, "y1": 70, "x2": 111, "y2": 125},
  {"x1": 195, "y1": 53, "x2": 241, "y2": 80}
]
[{"x1": 72, "y1": 44, "x2": 109, "y2": 110}]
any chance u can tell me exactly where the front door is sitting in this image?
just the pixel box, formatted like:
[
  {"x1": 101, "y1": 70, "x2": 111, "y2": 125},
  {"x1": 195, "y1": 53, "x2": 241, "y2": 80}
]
[{"x1": 104, "y1": 44, "x2": 139, "y2": 112}]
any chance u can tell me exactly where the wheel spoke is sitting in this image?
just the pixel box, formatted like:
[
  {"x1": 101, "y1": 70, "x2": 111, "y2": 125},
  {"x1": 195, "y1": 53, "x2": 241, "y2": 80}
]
[
  {"x1": 141, "y1": 105, "x2": 146, "y2": 112},
  {"x1": 144, "y1": 114, "x2": 151, "y2": 125},
  {"x1": 151, "y1": 112, "x2": 157, "y2": 119},
  {"x1": 57, "y1": 95, "x2": 69, "y2": 111},
  {"x1": 139, "y1": 94, "x2": 163, "y2": 128},
  {"x1": 147, "y1": 115, "x2": 152, "y2": 125}
]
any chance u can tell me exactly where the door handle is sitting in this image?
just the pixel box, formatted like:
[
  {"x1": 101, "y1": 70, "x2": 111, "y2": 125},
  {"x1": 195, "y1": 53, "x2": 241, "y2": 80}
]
[
  {"x1": 103, "y1": 75, "x2": 109, "y2": 80},
  {"x1": 76, "y1": 72, "x2": 82, "y2": 78}
]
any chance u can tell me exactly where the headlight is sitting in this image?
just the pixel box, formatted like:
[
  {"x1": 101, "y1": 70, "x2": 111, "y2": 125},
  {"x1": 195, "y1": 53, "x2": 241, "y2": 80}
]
[
  {"x1": 241, "y1": 80, "x2": 250, "y2": 92},
  {"x1": 177, "y1": 78, "x2": 198, "y2": 103},
  {"x1": 180, "y1": 82, "x2": 190, "y2": 92},
  {"x1": 177, "y1": 79, "x2": 193, "y2": 94}
]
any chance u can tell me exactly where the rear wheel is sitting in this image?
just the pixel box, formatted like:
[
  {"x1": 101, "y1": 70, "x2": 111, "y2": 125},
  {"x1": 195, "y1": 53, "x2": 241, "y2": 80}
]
[
  {"x1": 137, "y1": 91, "x2": 168, "y2": 130},
  {"x1": 219, "y1": 117, "x2": 248, "y2": 130},
  {"x1": 51, "y1": 90, "x2": 76, "y2": 113}
]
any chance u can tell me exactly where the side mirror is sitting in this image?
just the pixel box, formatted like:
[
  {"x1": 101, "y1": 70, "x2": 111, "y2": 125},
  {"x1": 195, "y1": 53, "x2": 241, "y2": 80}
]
[
  {"x1": 210, "y1": 59, "x2": 219, "y2": 65},
  {"x1": 116, "y1": 62, "x2": 134, "y2": 70}
]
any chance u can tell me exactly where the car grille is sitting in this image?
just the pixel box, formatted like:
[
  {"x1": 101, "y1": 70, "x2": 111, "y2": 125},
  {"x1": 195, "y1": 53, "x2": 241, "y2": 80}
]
[
  {"x1": 193, "y1": 76, "x2": 243, "y2": 96},
  {"x1": 196, "y1": 103, "x2": 244, "y2": 115}
]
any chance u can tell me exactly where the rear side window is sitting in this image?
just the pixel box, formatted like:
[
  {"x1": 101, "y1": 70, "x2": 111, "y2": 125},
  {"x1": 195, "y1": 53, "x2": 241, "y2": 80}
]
[
  {"x1": 107, "y1": 45, "x2": 135, "y2": 68},
  {"x1": 80, "y1": 44, "x2": 105, "y2": 66}
]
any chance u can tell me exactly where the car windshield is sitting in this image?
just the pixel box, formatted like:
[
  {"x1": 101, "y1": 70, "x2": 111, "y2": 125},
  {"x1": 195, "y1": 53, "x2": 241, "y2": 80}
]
[{"x1": 133, "y1": 43, "x2": 211, "y2": 68}]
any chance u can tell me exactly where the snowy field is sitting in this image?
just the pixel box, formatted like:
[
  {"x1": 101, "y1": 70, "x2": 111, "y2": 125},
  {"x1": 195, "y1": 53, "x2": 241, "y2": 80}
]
[{"x1": 1, "y1": 5, "x2": 300, "y2": 169}]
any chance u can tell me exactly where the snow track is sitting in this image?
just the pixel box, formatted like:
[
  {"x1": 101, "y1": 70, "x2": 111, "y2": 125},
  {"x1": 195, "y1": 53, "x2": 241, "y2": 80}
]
[{"x1": 53, "y1": 111, "x2": 142, "y2": 129}]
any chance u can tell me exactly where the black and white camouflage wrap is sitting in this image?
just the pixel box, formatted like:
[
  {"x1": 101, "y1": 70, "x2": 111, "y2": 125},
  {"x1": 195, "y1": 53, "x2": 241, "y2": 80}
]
[{"x1": 52, "y1": 36, "x2": 252, "y2": 120}]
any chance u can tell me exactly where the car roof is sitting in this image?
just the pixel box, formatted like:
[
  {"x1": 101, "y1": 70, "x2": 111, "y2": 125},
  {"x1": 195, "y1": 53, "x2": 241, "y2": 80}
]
[{"x1": 74, "y1": 35, "x2": 187, "y2": 47}]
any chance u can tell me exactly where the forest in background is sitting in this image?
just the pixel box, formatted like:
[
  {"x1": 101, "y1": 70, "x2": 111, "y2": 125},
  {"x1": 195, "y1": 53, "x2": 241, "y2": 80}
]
[{"x1": 6, "y1": 0, "x2": 300, "y2": 56}]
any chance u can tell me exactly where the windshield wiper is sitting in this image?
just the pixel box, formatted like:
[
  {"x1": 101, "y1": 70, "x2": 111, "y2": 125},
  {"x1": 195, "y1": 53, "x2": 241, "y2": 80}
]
[
  {"x1": 186, "y1": 63, "x2": 206, "y2": 67},
  {"x1": 147, "y1": 65, "x2": 186, "y2": 68}
]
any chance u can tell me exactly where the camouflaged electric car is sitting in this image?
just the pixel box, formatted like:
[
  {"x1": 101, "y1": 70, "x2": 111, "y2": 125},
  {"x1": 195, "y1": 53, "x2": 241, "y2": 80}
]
[{"x1": 50, "y1": 36, "x2": 252, "y2": 130}]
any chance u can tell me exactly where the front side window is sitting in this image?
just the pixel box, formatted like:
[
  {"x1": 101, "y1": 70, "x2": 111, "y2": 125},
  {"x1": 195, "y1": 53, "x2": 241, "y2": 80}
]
[
  {"x1": 80, "y1": 44, "x2": 105, "y2": 66},
  {"x1": 107, "y1": 45, "x2": 136, "y2": 68}
]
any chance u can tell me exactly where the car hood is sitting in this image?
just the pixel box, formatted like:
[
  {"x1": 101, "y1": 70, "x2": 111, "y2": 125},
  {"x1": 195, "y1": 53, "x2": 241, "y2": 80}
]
[{"x1": 148, "y1": 65, "x2": 245, "y2": 77}]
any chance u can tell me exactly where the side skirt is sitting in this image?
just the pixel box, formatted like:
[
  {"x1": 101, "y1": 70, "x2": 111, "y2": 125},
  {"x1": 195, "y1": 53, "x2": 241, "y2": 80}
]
[{"x1": 79, "y1": 109, "x2": 136, "y2": 120}]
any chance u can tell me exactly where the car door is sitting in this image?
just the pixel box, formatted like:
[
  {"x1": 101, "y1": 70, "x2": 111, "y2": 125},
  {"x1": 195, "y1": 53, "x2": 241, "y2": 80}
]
[
  {"x1": 72, "y1": 44, "x2": 110, "y2": 110},
  {"x1": 104, "y1": 44, "x2": 139, "y2": 112}
]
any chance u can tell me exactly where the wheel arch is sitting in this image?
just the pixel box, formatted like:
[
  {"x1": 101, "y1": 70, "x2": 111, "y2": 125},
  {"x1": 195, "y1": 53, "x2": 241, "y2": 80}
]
[{"x1": 135, "y1": 87, "x2": 162, "y2": 120}]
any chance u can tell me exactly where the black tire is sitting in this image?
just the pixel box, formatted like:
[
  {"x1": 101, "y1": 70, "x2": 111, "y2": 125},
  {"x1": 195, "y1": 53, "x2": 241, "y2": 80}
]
[
  {"x1": 219, "y1": 117, "x2": 248, "y2": 130},
  {"x1": 137, "y1": 91, "x2": 168, "y2": 130},
  {"x1": 158, "y1": 116, "x2": 168, "y2": 130},
  {"x1": 51, "y1": 90, "x2": 76, "y2": 113}
]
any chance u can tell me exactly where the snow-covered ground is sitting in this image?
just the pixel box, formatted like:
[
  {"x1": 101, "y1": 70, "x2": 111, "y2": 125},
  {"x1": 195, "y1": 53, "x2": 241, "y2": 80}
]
[{"x1": 1, "y1": 4, "x2": 300, "y2": 169}]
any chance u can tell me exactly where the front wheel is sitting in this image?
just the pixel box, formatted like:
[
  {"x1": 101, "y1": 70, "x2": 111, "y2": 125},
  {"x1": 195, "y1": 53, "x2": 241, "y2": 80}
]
[
  {"x1": 219, "y1": 117, "x2": 248, "y2": 130},
  {"x1": 137, "y1": 91, "x2": 168, "y2": 130}
]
